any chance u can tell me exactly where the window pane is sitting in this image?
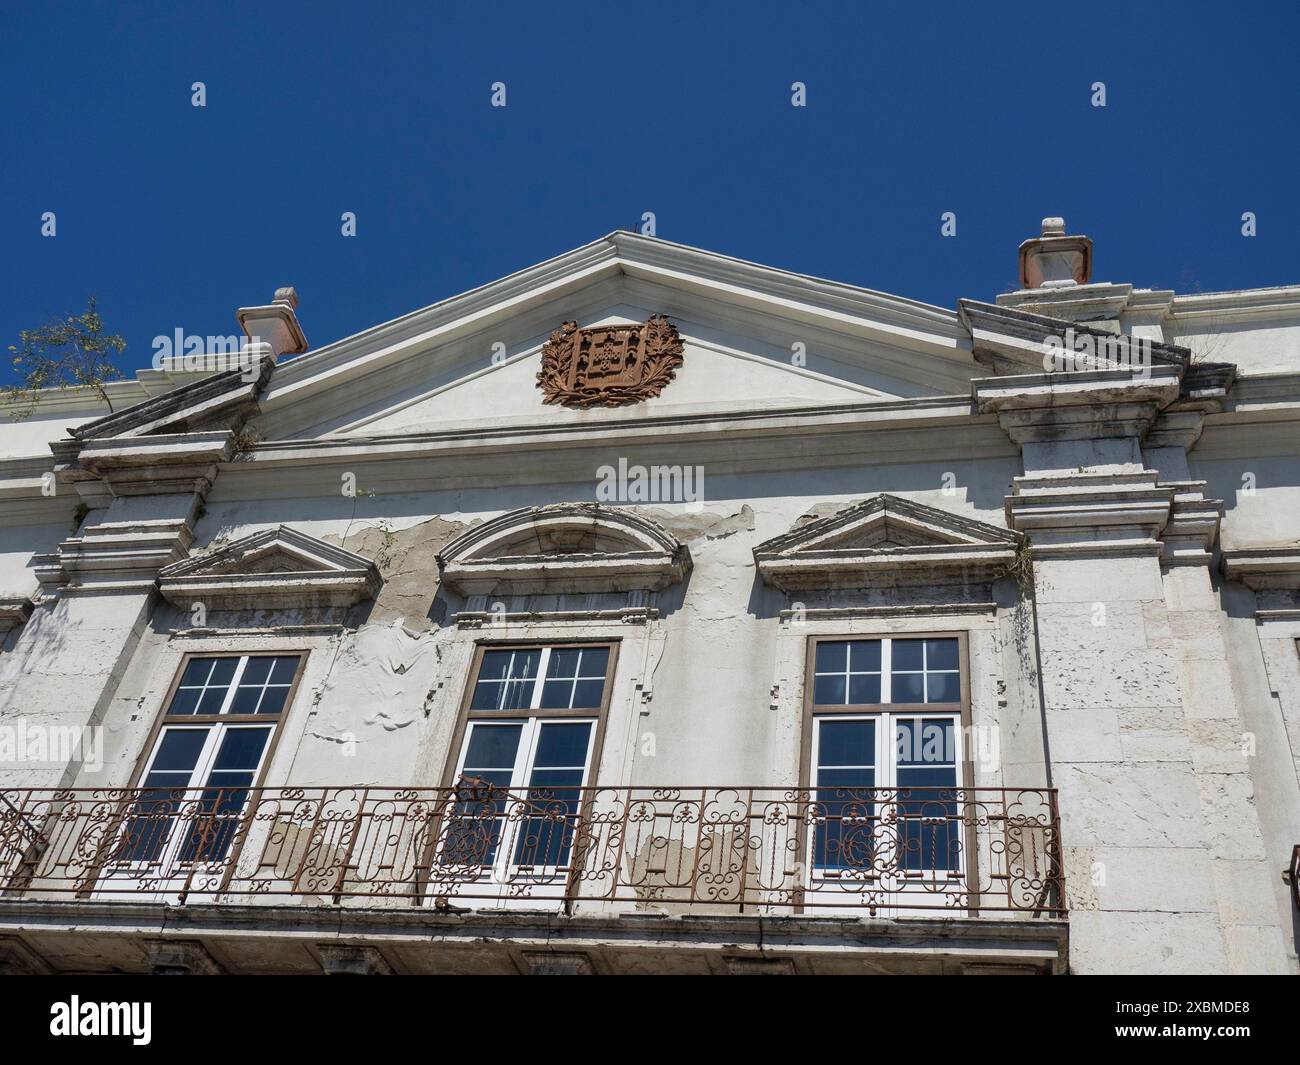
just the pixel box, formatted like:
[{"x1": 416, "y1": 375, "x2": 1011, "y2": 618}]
[
  {"x1": 533, "y1": 722, "x2": 592, "y2": 768},
  {"x1": 209, "y1": 728, "x2": 269, "y2": 772},
  {"x1": 498, "y1": 679, "x2": 534, "y2": 710},
  {"x1": 229, "y1": 687, "x2": 263, "y2": 715},
  {"x1": 208, "y1": 657, "x2": 238, "y2": 685},
  {"x1": 469, "y1": 681, "x2": 502, "y2": 710},
  {"x1": 849, "y1": 641, "x2": 881, "y2": 671},
  {"x1": 527, "y1": 767, "x2": 586, "y2": 791},
  {"x1": 897, "y1": 765, "x2": 958, "y2": 789},
  {"x1": 896, "y1": 719, "x2": 955, "y2": 766},
  {"x1": 892, "y1": 673, "x2": 925, "y2": 703},
  {"x1": 927, "y1": 672, "x2": 961, "y2": 703},
  {"x1": 179, "y1": 658, "x2": 215, "y2": 686},
  {"x1": 570, "y1": 678, "x2": 605, "y2": 709},
  {"x1": 539, "y1": 679, "x2": 574, "y2": 709},
  {"x1": 194, "y1": 688, "x2": 228, "y2": 715},
  {"x1": 240, "y1": 657, "x2": 273, "y2": 685},
  {"x1": 817, "y1": 720, "x2": 874, "y2": 768},
  {"x1": 462, "y1": 724, "x2": 523, "y2": 772},
  {"x1": 892, "y1": 640, "x2": 925, "y2": 670},
  {"x1": 816, "y1": 767, "x2": 875, "y2": 790},
  {"x1": 813, "y1": 674, "x2": 846, "y2": 705},
  {"x1": 166, "y1": 688, "x2": 201, "y2": 716},
  {"x1": 471, "y1": 650, "x2": 541, "y2": 710},
  {"x1": 814, "y1": 641, "x2": 848, "y2": 673},
  {"x1": 925, "y1": 639, "x2": 959, "y2": 671},
  {"x1": 576, "y1": 646, "x2": 609, "y2": 678},
  {"x1": 545, "y1": 648, "x2": 582, "y2": 679},
  {"x1": 149, "y1": 729, "x2": 208, "y2": 773},
  {"x1": 476, "y1": 650, "x2": 514, "y2": 681},
  {"x1": 269, "y1": 656, "x2": 299, "y2": 683},
  {"x1": 256, "y1": 686, "x2": 290, "y2": 716},
  {"x1": 848, "y1": 674, "x2": 881, "y2": 704}
]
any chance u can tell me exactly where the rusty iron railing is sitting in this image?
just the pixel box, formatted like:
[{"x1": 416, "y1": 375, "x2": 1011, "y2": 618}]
[{"x1": 0, "y1": 784, "x2": 1065, "y2": 917}]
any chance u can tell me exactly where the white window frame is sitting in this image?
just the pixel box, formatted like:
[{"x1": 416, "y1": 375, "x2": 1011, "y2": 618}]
[
  {"x1": 812, "y1": 636, "x2": 961, "y2": 706},
  {"x1": 103, "y1": 653, "x2": 303, "y2": 893},
  {"x1": 171, "y1": 654, "x2": 299, "y2": 717},
  {"x1": 809, "y1": 710, "x2": 965, "y2": 884},
  {"x1": 113, "y1": 720, "x2": 278, "y2": 877},
  {"x1": 448, "y1": 715, "x2": 598, "y2": 885},
  {"x1": 469, "y1": 645, "x2": 610, "y2": 712}
]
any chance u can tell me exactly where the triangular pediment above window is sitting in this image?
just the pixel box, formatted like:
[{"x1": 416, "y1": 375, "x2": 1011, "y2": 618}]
[
  {"x1": 753, "y1": 494, "x2": 1020, "y2": 592},
  {"x1": 158, "y1": 525, "x2": 381, "y2": 610},
  {"x1": 436, "y1": 503, "x2": 691, "y2": 596}
]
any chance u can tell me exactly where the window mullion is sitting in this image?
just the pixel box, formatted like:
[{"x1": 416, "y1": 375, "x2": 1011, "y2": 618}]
[
  {"x1": 512, "y1": 718, "x2": 539, "y2": 791},
  {"x1": 530, "y1": 648, "x2": 550, "y2": 710},
  {"x1": 881, "y1": 638, "x2": 892, "y2": 704},
  {"x1": 216, "y1": 657, "x2": 248, "y2": 717},
  {"x1": 188, "y1": 723, "x2": 226, "y2": 790}
]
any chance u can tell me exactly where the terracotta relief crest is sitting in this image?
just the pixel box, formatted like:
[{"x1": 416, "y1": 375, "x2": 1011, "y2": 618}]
[{"x1": 537, "y1": 315, "x2": 684, "y2": 408}]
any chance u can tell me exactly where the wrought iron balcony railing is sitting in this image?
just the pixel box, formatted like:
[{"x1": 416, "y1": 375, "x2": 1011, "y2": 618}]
[{"x1": 0, "y1": 784, "x2": 1065, "y2": 917}]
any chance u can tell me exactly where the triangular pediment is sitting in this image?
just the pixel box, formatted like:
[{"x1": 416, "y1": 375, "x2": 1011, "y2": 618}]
[
  {"x1": 241, "y1": 233, "x2": 977, "y2": 440},
  {"x1": 753, "y1": 494, "x2": 1019, "y2": 592},
  {"x1": 158, "y1": 525, "x2": 381, "y2": 609}
]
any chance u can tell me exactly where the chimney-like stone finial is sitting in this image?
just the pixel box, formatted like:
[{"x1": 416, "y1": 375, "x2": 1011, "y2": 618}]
[
  {"x1": 236, "y1": 286, "x2": 308, "y2": 358},
  {"x1": 1018, "y1": 217, "x2": 1092, "y2": 290}
]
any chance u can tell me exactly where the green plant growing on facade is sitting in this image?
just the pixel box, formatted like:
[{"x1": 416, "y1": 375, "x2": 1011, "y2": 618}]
[{"x1": 4, "y1": 298, "x2": 126, "y2": 419}]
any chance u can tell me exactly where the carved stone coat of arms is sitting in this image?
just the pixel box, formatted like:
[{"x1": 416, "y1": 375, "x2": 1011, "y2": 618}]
[{"x1": 537, "y1": 315, "x2": 684, "y2": 408}]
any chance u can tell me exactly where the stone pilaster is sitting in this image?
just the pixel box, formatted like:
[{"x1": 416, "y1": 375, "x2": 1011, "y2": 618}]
[
  {"x1": 0, "y1": 432, "x2": 232, "y2": 789},
  {"x1": 976, "y1": 367, "x2": 1289, "y2": 974}
]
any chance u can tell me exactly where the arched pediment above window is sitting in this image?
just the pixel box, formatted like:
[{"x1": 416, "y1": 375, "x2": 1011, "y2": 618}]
[{"x1": 436, "y1": 503, "x2": 691, "y2": 596}]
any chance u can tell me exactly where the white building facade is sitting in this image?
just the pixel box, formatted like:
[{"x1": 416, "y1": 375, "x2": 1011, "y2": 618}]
[{"x1": 0, "y1": 223, "x2": 1297, "y2": 975}]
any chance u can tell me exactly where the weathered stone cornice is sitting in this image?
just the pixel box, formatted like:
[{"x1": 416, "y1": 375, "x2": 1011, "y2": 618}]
[
  {"x1": 974, "y1": 366, "x2": 1183, "y2": 443},
  {"x1": 0, "y1": 596, "x2": 34, "y2": 634},
  {"x1": 69, "y1": 355, "x2": 273, "y2": 440},
  {"x1": 1159, "y1": 481, "x2": 1223, "y2": 567},
  {"x1": 1004, "y1": 472, "x2": 1174, "y2": 559},
  {"x1": 960, "y1": 299, "x2": 1191, "y2": 376},
  {"x1": 67, "y1": 431, "x2": 236, "y2": 497},
  {"x1": 1221, "y1": 547, "x2": 1300, "y2": 591},
  {"x1": 34, "y1": 517, "x2": 196, "y2": 597}
]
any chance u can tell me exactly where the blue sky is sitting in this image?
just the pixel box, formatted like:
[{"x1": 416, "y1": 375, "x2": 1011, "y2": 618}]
[{"x1": 2, "y1": 1, "x2": 1297, "y2": 384}]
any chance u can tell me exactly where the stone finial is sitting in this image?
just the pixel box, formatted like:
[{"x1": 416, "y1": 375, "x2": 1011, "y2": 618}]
[
  {"x1": 1018, "y1": 217, "x2": 1092, "y2": 290},
  {"x1": 236, "y1": 285, "x2": 308, "y2": 358}
]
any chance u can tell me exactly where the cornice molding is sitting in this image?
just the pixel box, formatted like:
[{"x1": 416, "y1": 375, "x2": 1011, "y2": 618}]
[
  {"x1": 0, "y1": 595, "x2": 34, "y2": 634},
  {"x1": 1004, "y1": 472, "x2": 1174, "y2": 559},
  {"x1": 1221, "y1": 547, "x2": 1300, "y2": 591},
  {"x1": 69, "y1": 356, "x2": 273, "y2": 441},
  {"x1": 973, "y1": 366, "x2": 1183, "y2": 444}
]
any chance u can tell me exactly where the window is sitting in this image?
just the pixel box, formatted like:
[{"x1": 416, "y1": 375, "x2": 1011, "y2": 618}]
[
  {"x1": 121, "y1": 654, "x2": 304, "y2": 866},
  {"x1": 807, "y1": 636, "x2": 965, "y2": 878},
  {"x1": 444, "y1": 643, "x2": 615, "y2": 872}
]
